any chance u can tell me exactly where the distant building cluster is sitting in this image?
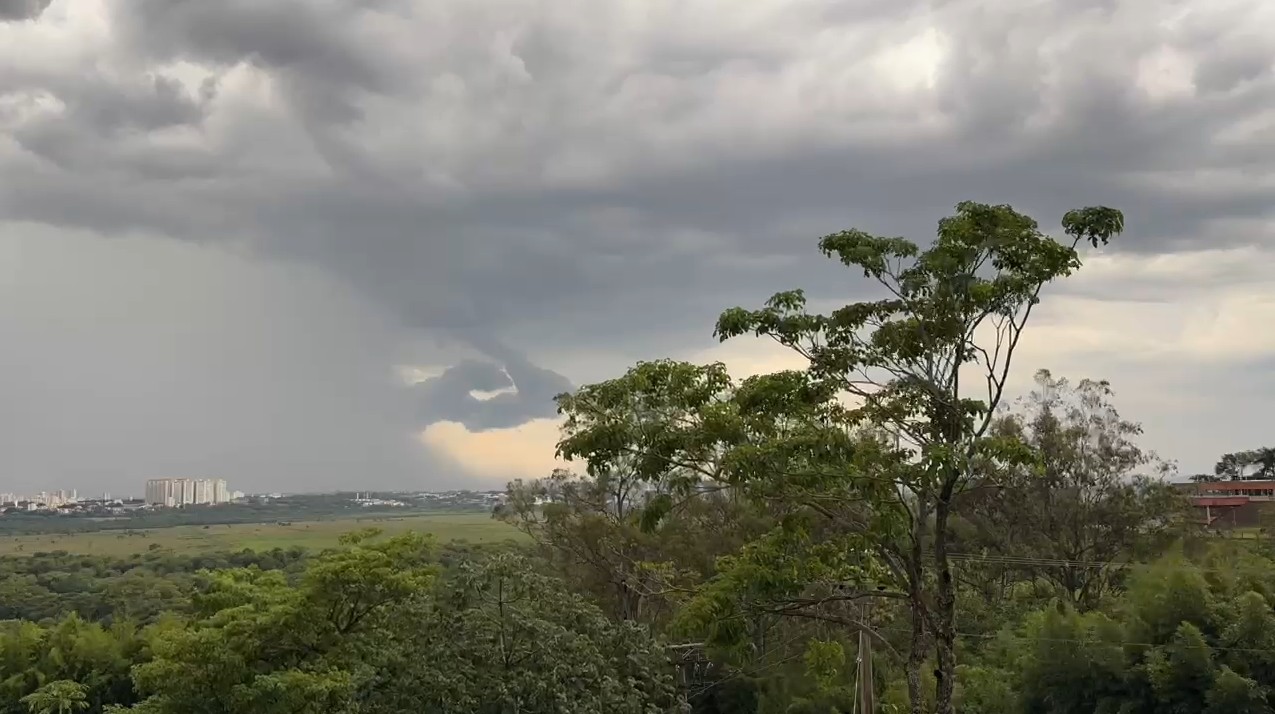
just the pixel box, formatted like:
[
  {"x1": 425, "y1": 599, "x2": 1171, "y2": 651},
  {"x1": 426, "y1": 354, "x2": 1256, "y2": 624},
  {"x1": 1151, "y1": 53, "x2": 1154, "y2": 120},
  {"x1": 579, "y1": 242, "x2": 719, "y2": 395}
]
[
  {"x1": 0, "y1": 489, "x2": 149, "y2": 516},
  {"x1": 352, "y1": 492, "x2": 409, "y2": 508},
  {"x1": 144, "y1": 478, "x2": 232, "y2": 507},
  {"x1": 0, "y1": 489, "x2": 79, "y2": 510},
  {"x1": 416, "y1": 490, "x2": 506, "y2": 508}
]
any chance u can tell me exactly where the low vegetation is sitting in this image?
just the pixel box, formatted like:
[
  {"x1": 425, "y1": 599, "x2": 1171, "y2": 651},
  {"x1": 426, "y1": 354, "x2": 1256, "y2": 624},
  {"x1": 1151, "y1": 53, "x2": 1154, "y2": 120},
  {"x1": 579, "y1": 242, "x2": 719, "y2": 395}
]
[{"x1": 0, "y1": 513, "x2": 518, "y2": 558}]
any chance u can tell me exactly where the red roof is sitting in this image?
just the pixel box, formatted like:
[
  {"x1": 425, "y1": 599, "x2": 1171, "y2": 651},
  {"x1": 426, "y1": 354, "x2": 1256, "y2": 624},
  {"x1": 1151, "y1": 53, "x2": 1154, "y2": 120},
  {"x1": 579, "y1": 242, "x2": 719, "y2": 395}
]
[
  {"x1": 1191, "y1": 496, "x2": 1251, "y2": 507},
  {"x1": 1199, "y1": 481, "x2": 1275, "y2": 493}
]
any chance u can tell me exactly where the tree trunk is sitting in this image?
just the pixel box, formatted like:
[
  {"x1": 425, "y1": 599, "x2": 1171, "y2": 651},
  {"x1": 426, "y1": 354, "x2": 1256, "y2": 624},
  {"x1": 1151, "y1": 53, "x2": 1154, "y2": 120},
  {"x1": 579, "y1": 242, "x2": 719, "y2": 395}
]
[
  {"x1": 906, "y1": 595, "x2": 927, "y2": 714},
  {"x1": 933, "y1": 488, "x2": 957, "y2": 714},
  {"x1": 905, "y1": 502, "x2": 930, "y2": 714},
  {"x1": 930, "y1": 396, "x2": 964, "y2": 714}
]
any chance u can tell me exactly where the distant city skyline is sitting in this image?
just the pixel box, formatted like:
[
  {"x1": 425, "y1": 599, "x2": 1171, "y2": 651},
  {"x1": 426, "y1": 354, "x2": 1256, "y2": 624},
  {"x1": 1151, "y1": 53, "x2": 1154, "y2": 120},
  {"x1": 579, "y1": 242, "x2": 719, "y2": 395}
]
[{"x1": 0, "y1": 488, "x2": 82, "y2": 507}]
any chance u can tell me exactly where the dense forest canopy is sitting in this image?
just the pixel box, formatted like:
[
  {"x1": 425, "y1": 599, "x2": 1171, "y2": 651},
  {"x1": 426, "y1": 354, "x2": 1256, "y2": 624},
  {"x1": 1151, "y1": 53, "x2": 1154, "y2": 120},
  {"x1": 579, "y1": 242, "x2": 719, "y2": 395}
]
[{"x1": 6, "y1": 202, "x2": 1273, "y2": 714}]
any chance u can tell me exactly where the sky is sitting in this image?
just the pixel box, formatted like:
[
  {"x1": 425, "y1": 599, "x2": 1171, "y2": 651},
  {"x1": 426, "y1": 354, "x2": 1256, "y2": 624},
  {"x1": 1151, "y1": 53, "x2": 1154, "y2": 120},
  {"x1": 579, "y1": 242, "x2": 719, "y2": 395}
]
[{"x1": 2, "y1": 0, "x2": 1275, "y2": 495}]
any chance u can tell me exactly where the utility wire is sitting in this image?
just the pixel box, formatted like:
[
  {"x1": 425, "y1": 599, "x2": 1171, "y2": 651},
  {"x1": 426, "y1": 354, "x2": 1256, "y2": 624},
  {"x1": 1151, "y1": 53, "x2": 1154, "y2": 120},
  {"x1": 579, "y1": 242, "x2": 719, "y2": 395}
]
[
  {"x1": 932, "y1": 550, "x2": 1275, "y2": 576},
  {"x1": 946, "y1": 628, "x2": 1275, "y2": 656}
]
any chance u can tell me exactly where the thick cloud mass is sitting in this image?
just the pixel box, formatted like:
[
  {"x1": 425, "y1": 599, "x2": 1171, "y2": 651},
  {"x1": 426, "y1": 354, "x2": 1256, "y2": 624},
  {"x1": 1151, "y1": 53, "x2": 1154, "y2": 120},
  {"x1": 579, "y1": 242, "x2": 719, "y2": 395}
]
[
  {"x1": 2, "y1": 0, "x2": 1275, "y2": 492},
  {"x1": 415, "y1": 332, "x2": 573, "y2": 430},
  {"x1": 415, "y1": 358, "x2": 573, "y2": 431},
  {"x1": 0, "y1": 0, "x2": 50, "y2": 21}
]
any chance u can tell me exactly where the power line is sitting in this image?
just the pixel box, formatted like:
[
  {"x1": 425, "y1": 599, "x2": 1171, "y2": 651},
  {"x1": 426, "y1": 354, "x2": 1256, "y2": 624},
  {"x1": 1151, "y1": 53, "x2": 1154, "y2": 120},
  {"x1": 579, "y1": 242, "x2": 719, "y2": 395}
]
[
  {"x1": 938, "y1": 549, "x2": 1275, "y2": 576},
  {"x1": 948, "y1": 629, "x2": 1275, "y2": 656}
]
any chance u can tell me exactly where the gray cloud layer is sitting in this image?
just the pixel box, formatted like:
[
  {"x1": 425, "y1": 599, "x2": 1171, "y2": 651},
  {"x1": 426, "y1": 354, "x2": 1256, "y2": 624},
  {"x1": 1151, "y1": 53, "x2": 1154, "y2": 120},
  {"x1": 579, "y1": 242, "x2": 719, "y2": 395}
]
[
  {"x1": 0, "y1": 0, "x2": 49, "y2": 21},
  {"x1": 2, "y1": 0, "x2": 1274, "y2": 492}
]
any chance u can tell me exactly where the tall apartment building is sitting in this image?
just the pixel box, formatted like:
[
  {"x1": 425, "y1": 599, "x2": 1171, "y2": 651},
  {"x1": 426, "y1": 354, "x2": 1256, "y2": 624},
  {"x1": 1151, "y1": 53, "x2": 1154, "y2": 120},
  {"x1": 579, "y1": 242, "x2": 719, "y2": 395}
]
[
  {"x1": 145, "y1": 479, "x2": 173, "y2": 506},
  {"x1": 144, "y1": 478, "x2": 232, "y2": 507}
]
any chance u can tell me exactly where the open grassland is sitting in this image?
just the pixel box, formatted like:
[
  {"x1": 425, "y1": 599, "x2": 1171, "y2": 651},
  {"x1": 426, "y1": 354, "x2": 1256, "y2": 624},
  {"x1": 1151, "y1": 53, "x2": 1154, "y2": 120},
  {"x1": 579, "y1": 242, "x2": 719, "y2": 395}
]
[{"x1": 0, "y1": 512, "x2": 522, "y2": 557}]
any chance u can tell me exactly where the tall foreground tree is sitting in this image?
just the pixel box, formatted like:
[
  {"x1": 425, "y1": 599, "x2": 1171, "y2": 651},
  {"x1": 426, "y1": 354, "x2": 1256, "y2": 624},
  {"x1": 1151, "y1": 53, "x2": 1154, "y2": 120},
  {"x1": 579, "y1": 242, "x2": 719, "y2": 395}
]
[{"x1": 557, "y1": 202, "x2": 1124, "y2": 714}]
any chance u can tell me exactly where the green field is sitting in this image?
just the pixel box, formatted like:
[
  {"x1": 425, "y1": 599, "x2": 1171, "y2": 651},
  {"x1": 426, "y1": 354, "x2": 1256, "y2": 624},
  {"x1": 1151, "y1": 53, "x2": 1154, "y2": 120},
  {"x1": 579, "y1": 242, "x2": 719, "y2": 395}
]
[{"x1": 0, "y1": 512, "x2": 522, "y2": 557}]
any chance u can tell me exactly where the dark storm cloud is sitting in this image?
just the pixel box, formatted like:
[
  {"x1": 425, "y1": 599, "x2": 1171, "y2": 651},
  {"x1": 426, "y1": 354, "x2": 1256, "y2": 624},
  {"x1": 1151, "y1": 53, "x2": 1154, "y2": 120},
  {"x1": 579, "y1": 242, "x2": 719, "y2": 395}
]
[
  {"x1": 414, "y1": 340, "x2": 574, "y2": 430},
  {"x1": 3, "y1": 0, "x2": 1275, "y2": 482},
  {"x1": 118, "y1": 0, "x2": 385, "y2": 87},
  {"x1": 0, "y1": 0, "x2": 49, "y2": 21},
  {"x1": 16, "y1": 1, "x2": 1275, "y2": 260},
  {"x1": 11, "y1": 74, "x2": 213, "y2": 170}
]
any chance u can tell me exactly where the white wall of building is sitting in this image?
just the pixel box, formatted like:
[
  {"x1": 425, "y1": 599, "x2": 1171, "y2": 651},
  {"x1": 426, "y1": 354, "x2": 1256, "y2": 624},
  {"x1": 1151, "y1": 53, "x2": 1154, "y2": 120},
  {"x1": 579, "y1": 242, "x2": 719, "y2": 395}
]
[{"x1": 144, "y1": 478, "x2": 233, "y2": 506}]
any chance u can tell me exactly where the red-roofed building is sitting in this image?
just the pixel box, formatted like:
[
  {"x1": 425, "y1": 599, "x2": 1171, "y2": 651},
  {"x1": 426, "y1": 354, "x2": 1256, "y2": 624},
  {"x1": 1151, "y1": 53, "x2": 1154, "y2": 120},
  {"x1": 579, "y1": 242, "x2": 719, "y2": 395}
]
[{"x1": 1177, "y1": 480, "x2": 1275, "y2": 530}]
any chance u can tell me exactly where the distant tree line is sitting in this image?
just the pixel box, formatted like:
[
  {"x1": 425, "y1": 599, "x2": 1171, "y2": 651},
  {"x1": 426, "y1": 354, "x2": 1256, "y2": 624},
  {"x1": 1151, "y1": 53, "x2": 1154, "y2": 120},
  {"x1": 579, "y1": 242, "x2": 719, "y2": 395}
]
[
  {"x1": 0, "y1": 492, "x2": 492, "y2": 537},
  {"x1": 1189, "y1": 448, "x2": 1275, "y2": 482}
]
